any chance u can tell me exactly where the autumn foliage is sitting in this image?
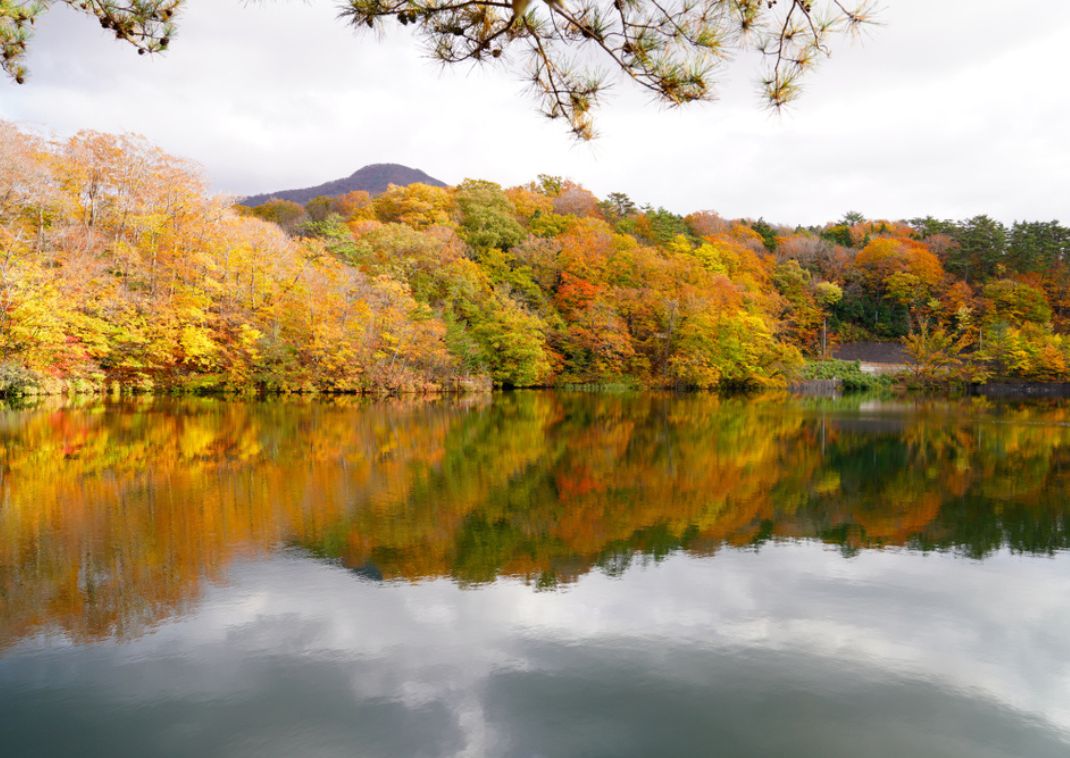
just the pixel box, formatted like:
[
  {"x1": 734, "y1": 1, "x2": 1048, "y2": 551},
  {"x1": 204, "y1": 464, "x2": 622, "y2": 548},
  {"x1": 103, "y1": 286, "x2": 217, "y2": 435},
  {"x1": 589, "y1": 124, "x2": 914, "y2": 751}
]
[
  {"x1": 4, "y1": 122, "x2": 1070, "y2": 394},
  {"x1": 0, "y1": 123, "x2": 804, "y2": 394}
]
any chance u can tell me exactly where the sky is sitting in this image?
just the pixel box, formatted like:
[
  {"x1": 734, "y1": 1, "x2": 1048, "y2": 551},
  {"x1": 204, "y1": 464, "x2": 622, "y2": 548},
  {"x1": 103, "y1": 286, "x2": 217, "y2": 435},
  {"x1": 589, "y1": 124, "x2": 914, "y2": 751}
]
[{"x1": 1, "y1": 0, "x2": 1068, "y2": 225}]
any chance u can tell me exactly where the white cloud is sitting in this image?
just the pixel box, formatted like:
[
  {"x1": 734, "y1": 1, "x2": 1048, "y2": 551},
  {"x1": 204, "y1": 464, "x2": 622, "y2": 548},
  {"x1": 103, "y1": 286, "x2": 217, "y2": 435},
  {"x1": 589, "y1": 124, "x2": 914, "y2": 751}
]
[{"x1": 1, "y1": 0, "x2": 1069, "y2": 224}]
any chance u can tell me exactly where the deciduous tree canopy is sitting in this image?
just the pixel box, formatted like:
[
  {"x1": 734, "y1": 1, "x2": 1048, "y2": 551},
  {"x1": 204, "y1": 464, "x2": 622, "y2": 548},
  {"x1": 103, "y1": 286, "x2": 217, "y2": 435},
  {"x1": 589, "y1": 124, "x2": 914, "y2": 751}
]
[{"x1": 4, "y1": 121, "x2": 1070, "y2": 396}]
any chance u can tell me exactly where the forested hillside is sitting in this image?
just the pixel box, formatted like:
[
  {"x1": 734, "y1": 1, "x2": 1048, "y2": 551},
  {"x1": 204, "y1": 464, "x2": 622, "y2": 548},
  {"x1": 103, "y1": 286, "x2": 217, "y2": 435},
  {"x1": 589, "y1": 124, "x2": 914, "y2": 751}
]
[
  {"x1": 240, "y1": 163, "x2": 446, "y2": 207},
  {"x1": 2, "y1": 122, "x2": 1069, "y2": 395}
]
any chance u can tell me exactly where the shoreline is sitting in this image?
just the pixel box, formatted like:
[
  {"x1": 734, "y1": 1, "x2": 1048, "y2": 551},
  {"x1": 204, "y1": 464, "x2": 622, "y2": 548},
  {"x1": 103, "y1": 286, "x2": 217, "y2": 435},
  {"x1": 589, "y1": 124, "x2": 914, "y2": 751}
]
[{"x1": 5, "y1": 380, "x2": 1070, "y2": 404}]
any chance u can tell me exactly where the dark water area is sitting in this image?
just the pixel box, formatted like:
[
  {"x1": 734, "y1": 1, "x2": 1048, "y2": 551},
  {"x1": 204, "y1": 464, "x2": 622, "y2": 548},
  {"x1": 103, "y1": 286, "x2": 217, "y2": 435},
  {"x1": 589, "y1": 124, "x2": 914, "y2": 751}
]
[
  {"x1": 1, "y1": 392, "x2": 1068, "y2": 757},
  {"x1": 969, "y1": 381, "x2": 1070, "y2": 398}
]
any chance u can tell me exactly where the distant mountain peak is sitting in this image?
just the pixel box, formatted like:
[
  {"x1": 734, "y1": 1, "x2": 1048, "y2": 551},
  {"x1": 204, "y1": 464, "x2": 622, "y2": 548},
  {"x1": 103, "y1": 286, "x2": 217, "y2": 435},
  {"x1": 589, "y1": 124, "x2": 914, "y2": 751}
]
[{"x1": 241, "y1": 163, "x2": 447, "y2": 207}]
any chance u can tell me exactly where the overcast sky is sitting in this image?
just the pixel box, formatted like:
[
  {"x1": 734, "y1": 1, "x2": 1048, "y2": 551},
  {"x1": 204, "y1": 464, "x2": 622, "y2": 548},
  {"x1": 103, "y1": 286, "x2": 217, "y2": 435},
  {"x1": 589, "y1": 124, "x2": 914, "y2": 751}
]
[{"x1": 1, "y1": 0, "x2": 1068, "y2": 224}]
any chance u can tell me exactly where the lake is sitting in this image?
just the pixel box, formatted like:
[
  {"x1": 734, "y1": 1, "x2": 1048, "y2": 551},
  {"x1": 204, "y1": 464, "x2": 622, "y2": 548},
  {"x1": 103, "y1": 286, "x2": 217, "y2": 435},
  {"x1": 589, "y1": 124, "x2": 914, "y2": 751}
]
[{"x1": 1, "y1": 392, "x2": 1068, "y2": 757}]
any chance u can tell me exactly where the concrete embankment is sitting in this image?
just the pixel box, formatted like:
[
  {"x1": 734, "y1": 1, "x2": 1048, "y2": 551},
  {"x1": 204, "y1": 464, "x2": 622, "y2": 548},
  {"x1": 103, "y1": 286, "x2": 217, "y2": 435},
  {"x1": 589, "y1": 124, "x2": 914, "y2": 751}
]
[{"x1": 969, "y1": 383, "x2": 1070, "y2": 398}]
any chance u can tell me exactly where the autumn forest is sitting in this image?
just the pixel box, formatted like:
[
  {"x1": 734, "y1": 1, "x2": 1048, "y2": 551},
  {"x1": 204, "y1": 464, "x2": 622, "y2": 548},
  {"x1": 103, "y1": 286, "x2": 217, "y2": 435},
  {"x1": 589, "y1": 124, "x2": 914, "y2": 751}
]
[{"x1": 3, "y1": 121, "x2": 1070, "y2": 397}]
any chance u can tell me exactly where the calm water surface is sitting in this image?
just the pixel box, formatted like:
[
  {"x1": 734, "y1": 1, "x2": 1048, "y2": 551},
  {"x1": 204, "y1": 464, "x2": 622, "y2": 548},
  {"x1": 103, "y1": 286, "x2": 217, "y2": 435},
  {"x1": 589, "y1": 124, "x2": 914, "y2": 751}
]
[{"x1": 1, "y1": 392, "x2": 1069, "y2": 757}]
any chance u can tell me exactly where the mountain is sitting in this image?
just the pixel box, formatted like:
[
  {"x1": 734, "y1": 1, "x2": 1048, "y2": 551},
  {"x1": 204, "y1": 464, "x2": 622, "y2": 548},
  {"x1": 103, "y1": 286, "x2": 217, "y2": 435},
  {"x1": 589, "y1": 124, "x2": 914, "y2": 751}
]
[{"x1": 241, "y1": 163, "x2": 447, "y2": 207}]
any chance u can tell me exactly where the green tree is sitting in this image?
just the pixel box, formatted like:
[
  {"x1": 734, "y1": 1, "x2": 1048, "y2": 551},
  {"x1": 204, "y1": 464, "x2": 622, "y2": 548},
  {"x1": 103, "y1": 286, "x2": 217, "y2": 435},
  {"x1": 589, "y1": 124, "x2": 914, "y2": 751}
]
[
  {"x1": 298, "y1": 214, "x2": 359, "y2": 261},
  {"x1": 619, "y1": 206, "x2": 690, "y2": 245},
  {"x1": 1006, "y1": 220, "x2": 1070, "y2": 273},
  {"x1": 814, "y1": 280, "x2": 843, "y2": 358},
  {"x1": 456, "y1": 179, "x2": 525, "y2": 251},
  {"x1": 442, "y1": 259, "x2": 551, "y2": 386},
  {"x1": 749, "y1": 217, "x2": 779, "y2": 252},
  {"x1": 772, "y1": 260, "x2": 821, "y2": 354},
  {"x1": 983, "y1": 279, "x2": 1052, "y2": 325},
  {"x1": 238, "y1": 199, "x2": 307, "y2": 233},
  {"x1": 305, "y1": 195, "x2": 346, "y2": 223},
  {"x1": 599, "y1": 192, "x2": 637, "y2": 221},
  {"x1": 949, "y1": 215, "x2": 1007, "y2": 282},
  {"x1": 908, "y1": 215, "x2": 957, "y2": 240}
]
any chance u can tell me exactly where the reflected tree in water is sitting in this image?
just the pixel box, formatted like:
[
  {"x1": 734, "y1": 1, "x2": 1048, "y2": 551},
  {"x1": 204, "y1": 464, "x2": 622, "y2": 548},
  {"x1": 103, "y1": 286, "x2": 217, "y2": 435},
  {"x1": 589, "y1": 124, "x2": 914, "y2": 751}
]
[{"x1": 1, "y1": 394, "x2": 1069, "y2": 646}]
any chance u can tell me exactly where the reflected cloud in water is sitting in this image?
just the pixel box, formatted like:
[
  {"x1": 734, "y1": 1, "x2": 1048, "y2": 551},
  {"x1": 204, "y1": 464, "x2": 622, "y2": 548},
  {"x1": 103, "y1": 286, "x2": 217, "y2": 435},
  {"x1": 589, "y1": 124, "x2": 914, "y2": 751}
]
[{"x1": 3, "y1": 546, "x2": 1069, "y2": 757}]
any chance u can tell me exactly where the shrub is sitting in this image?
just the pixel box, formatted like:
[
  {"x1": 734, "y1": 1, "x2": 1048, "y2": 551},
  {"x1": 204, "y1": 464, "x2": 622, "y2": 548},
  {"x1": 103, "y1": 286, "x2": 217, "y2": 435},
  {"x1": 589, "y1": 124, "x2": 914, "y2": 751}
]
[
  {"x1": 0, "y1": 363, "x2": 41, "y2": 397},
  {"x1": 801, "y1": 359, "x2": 893, "y2": 393}
]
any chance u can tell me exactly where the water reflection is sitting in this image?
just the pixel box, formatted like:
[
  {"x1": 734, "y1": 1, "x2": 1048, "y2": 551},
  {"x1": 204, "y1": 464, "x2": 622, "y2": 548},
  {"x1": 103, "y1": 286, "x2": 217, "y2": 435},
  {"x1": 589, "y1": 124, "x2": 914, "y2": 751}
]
[
  {"x1": 2, "y1": 393, "x2": 1070, "y2": 756},
  {"x1": 3, "y1": 548, "x2": 1069, "y2": 757},
  {"x1": 1, "y1": 393, "x2": 1069, "y2": 648}
]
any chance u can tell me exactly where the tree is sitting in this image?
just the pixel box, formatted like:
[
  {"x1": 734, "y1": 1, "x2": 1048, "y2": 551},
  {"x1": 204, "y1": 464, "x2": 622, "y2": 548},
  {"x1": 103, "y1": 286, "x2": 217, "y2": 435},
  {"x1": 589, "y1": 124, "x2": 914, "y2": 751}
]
[
  {"x1": 372, "y1": 182, "x2": 456, "y2": 229},
  {"x1": 442, "y1": 258, "x2": 552, "y2": 386},
  {"x1": 949, "y1": 215, "x2": 1007, "y2": 282},
  {"x1": 552, "y1": 182, "x2": 602, "y2": 218},
  {"x1": 4, "y1": 1, "x2": 875, "y2": 139},
  {"x1": 1006, "y1": 220, "x2": 1070, "y2": 273},
  {"x1": 669, "y1": 309, "x2": 800, "y2": 389},
  {"x1": 772, "y1": 260, "x2": 821, "y2": 354},
  {"x1": 456, "y1": 179, "x2": 525, "y2": 251},
  {"x1": 902, "y1": 322, "x2": 970, "y2": 386},
  {"x1": 298, "y1": 214, "x2": 361, "y2": 262},
  {"x1": 1, "y1": 1, "x2": 179, "y2": 83},
  {"x1": 854, "y1": 237, "x2": 944, "y2": 289},
  {"x1": 239, "y1": 199, "x2": 307, "y2": 233},
  {"x1": 600, "y1": 192, "x2": 637, "y2": 221},
  {"x1": 9, "y1": 118, "x2": 1070, "y2": 395},
  {"x1": 305, "y1": 194, "x2": 355, "y2": 223},
  {"x1": 847, "y1": 236, "x2": 944, "y2": 337},
  {"x1": 749, "y1": 217, "x2": 778, "y2": 252},
  {"x1": 982, "y1": 279, "x2": 1052, "y2": 326},
  {"x1": 347, "y1": 0, "x2": 875, "y2": 138},
  {"x1": 908, "y1": 215, "x2": 956, "y2": 240},
  {"x1": 814, "y1": 280, "x2": 842, "y2": 358},
  {"x1": 776, "y1": 233, "x2": 835, "y2": 274},
  {"x1": 622, "y1": 206, "x2": 690, "y2": 245},
  {"x1": 685, "y1": 210, "x2": 729, "y2": 239}
]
